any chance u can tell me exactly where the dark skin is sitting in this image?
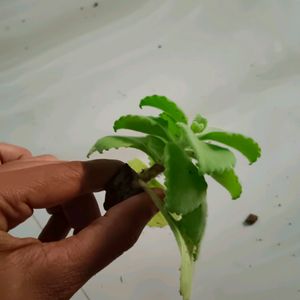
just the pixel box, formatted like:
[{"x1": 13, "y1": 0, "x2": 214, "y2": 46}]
[{"x1": 0, "y1": 143, "x2": 163, "y2": 300}]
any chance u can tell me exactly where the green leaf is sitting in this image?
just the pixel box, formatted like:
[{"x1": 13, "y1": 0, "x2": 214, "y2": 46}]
[
  {"x1": 88, "y1": 135, "x2": 165, "y2": 163},
  {"x1": 148, "y1": 211, "x2": 168, "y2": 228},
  {"x1": 199, "y1": 131, "x2": 261, "y2": 164},
  {"x1": 174, "y1": 225, "x2": 195, "y2": 300},
  {"x1": 164, "y1": 142, "x2": 207, "y2": 215},
  {"x1": 159, "y1": 112, "x2": 182, "y2": 140},
  {"x1": 211, "y1": 168, "x2": 242, "y2": 199},
  {"x1": 113, "y1": 115, "x2": 171, "y2": 141},
  {"x1": 191, "y1": 114, "x2": 208, "y2": 133},
  {"x1": 178, "y1": 123, "x2": 236, "y2": 174},
  {"x1": 140, "y1": 95, "x2": 188, "y2": 124},
  {"x1": 139, "y1": 181, "x2": 207, "y2": 300},
  {"x1": 127, "y1": 157, "x2": 149, "y2": 173},
  {"x1": 176, "y1": 186, "x2": 207, "y2": 260},
  {"x1": 176, "y1": 198, "x2": 207, "y2": 300}
]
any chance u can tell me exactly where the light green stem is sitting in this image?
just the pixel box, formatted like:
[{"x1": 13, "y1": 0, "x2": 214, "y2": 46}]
[{"x1": 138, "y1": 180, "x2": 195, "y2": 300}]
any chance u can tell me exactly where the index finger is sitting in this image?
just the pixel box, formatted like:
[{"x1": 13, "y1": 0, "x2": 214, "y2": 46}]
[
  {"x1": 0, "y1": 159, "x2": 123, "y2": 210},
  {"x1": 0, "y1": 143, "x2": 32, "y2": 164}
]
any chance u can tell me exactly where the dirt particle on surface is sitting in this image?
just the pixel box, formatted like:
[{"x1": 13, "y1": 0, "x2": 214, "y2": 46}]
[
  {"x1": 158, "y1": 44, "x2": 162, "y2": 49},
  {"x1": 278, "y1": 203, "x2": 282, "y2": 207},
  {"x1": 120, "y1": 276, "x2": 124, "y2": 283},
  {"x1": 80, "y1": 6, "x2": 84, "y2": 10},
  {"x1": 117, "y1": 90, "x2": 127, "y2": 97},
  {"x1": 21, "y1": 19, "x2": 26, "y2": 23},
  {"x1": 277, "y1": 242, "x2": 281, "y2": 246},
  {"x1": 288, "y1": 222, "x2": 292, "y2": 226},
  {"x1": 93, "y1": 2, "x2": 99, "y2": 7},
  {"x1": 256, "y1": 238, "x2": 263, "y2": 242},
  {"x1": 244, "y1": 214, "x2": 258, "y2": 226}
]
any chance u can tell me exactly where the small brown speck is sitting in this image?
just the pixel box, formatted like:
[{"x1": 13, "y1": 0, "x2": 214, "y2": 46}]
[
  {"x1": 120, "y1": 276, "x2": 124, "y2": 283},
  {"x1": 93, "y1": 2, "x2": 99, "y2": 7},
  {"x1": 158, "y1": 45, "x2": 162, "y2": 49},
  {"x1": 244, "y1": 214, "x2": 258, "y2": 226},
  {"x1": 278, "y1": 203, "x2": 282, "y2": 207},
  {"x1": 288, "y1": 222, "x2": 292, "y2": 226},
  {"x1": 256, "y1": 238, "x2": 263, "y2": 242}
]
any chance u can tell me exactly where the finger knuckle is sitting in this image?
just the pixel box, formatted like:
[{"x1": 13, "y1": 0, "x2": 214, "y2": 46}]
[
  {"x1": 62, "y1": 161, "x2": 84, "y2": 182},
  {"x1": 39, "y1": 154, "x2": 57, "y2": 160},
  {"x1": 0, "y1": 192, "x2": 33, "y2": 231}
]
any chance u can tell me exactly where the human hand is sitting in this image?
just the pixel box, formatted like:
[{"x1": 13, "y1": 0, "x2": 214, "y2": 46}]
[{"x1": 0, "y1": 143, "x2": 162, "y2": 300}]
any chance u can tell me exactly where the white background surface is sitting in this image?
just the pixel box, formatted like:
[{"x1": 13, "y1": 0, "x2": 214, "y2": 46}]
[{"x1": 1, "y1": 1, "x2": 300, "y2": 299}]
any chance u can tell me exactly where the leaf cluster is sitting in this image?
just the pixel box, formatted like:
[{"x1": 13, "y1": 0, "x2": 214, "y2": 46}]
[{"x1": 88, "y1": 95, "x2": 261, "y2": 300}]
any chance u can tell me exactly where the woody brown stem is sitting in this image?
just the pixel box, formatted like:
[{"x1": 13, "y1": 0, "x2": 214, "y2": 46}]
[{"x1": 138, "y1": 163, "x2": 165, "y2": 182}]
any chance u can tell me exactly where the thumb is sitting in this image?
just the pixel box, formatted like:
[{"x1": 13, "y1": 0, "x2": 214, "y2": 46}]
[{"x1": 51, "y1": 189, "x2": 164, "y2": 282}]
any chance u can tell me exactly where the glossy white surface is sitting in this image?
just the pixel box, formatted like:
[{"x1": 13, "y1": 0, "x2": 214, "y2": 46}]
[{"x1": 1, "y1": 1, "x2": 300, "y2": 299}]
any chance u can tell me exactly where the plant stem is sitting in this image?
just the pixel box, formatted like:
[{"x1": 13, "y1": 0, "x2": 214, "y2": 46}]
[
  {"x1": 139, "y1": 180, "x2": 195, "y2": 300},
  {"x1": 138, "y1": 163, "x2": 165, "y2": 182}
]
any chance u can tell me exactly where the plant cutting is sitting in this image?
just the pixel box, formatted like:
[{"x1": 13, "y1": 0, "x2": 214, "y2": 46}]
[{"x1": 88, "y1": 95, "x2": 261, "y2": 300}]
